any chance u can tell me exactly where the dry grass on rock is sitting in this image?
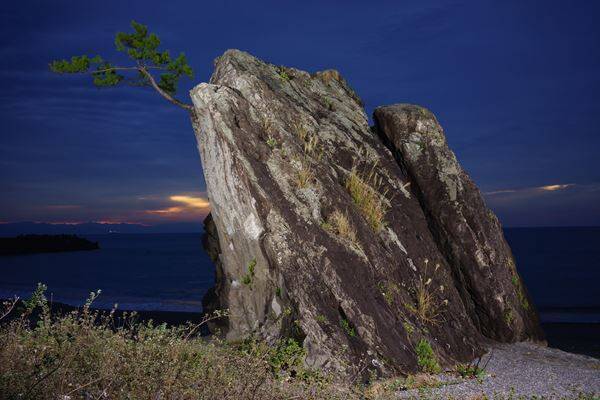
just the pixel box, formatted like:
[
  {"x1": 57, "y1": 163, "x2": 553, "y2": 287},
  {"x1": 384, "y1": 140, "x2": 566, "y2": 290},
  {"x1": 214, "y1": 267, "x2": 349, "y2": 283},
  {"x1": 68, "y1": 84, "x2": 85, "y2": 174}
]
[
  {"x1": 323, "y1": 209, "x2": 358, "y2": 245},
  {"x1": 345, "y1": 165, "x2": 388, "y2": 232}
]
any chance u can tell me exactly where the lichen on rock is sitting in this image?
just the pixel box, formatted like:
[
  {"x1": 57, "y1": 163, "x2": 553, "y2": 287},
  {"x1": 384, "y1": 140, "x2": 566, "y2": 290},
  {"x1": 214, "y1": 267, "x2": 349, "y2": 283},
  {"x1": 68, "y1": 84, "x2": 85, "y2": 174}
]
[{"x1": 192, "y1": 50, "x2": 542, "y2": 379}]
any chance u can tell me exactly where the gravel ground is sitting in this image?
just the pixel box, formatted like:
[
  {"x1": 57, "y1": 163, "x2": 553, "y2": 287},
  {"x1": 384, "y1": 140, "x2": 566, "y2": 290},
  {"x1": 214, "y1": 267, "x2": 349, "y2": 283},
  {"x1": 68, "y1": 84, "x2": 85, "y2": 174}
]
[{"x1": 396, "y1": 342, "x2": 600, "y2": 399}]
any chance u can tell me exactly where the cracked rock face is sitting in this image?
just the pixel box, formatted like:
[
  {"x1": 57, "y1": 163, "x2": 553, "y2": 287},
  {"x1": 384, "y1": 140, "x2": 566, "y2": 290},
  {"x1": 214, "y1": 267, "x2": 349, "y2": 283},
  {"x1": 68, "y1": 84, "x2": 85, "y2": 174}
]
[
  {"x1": 190, "y1": 50, "x2": 542, "y2": 378},
  {"x1": 373, "y1": 104, "x2": 543, "y2": 343}
]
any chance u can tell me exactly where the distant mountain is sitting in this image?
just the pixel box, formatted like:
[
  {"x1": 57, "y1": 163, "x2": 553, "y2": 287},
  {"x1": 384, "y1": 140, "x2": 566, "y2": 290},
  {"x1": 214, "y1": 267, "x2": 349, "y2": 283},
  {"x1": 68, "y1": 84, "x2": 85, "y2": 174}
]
[{"x1": 0, "y1": 221, "x2": 203, "y2": 236}]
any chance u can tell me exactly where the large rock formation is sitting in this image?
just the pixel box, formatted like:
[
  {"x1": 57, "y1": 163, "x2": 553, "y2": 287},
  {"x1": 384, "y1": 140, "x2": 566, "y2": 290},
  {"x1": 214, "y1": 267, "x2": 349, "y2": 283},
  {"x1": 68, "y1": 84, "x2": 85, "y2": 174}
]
[
  {"x1": 373, "y1": 105, "x2": 543, "y2": 342},
  {"x1": 190, "y1": 49, "x2": 542, "y2": 377}
]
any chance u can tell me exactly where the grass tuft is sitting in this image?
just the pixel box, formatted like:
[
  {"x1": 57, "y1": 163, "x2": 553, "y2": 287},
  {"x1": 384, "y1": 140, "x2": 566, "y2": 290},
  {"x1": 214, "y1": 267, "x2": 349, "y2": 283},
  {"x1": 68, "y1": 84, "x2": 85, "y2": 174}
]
[
  {"x1": 405, "y1": 271, "x2": 442, "y2": 325},
  {"x1": 345, "y1": 165, "x2": 388, "y2": 232},
  {"x1": 293, "y1": 122, "x2": 323, "y2": 161},
  {"x1": 295, "y1": 158, "x2": 315, "y2": 188},
  {"x1": 323, "y1": 210, "x2": 358, "y2": 245}
]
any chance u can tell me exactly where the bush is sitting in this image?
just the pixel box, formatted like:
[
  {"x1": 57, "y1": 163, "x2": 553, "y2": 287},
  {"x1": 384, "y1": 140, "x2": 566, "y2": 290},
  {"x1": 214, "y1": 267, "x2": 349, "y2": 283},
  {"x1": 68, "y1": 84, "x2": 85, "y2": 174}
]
[
  {"x1": 0, "y1": 286, "x2": 352, "y2": 400},
  {"x1": 415, "y1": 339, "x2": 440, "y2": 374}
]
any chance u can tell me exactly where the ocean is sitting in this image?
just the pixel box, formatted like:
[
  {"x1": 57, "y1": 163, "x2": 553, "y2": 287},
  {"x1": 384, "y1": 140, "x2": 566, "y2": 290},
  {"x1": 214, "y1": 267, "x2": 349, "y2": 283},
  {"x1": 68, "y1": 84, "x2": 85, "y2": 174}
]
[
  {"x1": 505, "y1": 227, "x2": 600, "y2": 324},
  {"x1": 0, "y1": 228, "x2": 598, "y2": 355},
  {"x1": 0, "y1": 233, "x2": 214, "y2": 312}
]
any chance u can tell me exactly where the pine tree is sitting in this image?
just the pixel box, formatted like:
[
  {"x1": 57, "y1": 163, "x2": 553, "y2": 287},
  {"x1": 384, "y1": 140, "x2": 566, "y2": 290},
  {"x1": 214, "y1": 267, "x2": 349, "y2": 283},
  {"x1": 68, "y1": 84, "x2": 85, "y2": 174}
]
[{"x1": 50, "y1": 21, "x2": 194, "y2": 112}]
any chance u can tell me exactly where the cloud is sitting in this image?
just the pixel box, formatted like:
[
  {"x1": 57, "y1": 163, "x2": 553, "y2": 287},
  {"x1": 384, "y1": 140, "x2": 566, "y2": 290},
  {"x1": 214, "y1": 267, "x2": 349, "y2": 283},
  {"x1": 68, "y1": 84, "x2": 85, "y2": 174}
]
[
  {"x1": 44, "y1": 205, "x2": 82, "y2": 210},
  {"x1": 146, "y1": 194, "x2": 210, "y2": 220},
  {"x1": 539, "y1": 184, "x2": 574, "y2": 192},
  {"x1": 484, "y1": 182, "x2": 600, "y2": 227},
  {"x1": 484, "y1": 183, "x2": 576, "y2": 196},
  {"x1": 483, "y1": 189, "x2": 517, "y2": 196},
  {"x1": 168, "y1": 195, "x2": 210, "y2": 209}
]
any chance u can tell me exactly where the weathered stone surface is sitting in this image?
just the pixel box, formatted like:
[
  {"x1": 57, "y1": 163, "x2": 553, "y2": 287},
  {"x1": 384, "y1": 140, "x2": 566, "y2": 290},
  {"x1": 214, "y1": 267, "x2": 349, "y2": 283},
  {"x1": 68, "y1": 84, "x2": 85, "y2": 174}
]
[
  {"x1": 189, "y1": 50, "x2": 541, "y2": 377},
  {"x1": 201, "y1": 213, "x2": 227, "y2": 333},
  {"x1": 373, "y1": 104, "x2": 543, "y2": 343}
]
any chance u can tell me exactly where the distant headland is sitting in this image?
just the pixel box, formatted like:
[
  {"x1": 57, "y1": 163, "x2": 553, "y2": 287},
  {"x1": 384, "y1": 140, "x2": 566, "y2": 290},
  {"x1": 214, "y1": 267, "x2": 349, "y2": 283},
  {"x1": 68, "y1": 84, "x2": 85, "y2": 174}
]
[{"x1": 0, "y1": 234, "x2": 99, "y2": 255}]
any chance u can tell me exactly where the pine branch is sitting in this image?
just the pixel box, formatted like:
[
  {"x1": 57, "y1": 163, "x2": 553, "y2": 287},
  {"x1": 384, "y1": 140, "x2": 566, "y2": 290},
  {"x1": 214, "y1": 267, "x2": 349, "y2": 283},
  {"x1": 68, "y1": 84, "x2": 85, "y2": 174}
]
[{"x1": 139, "y1": 67, "x2": 193, "y2": 111}]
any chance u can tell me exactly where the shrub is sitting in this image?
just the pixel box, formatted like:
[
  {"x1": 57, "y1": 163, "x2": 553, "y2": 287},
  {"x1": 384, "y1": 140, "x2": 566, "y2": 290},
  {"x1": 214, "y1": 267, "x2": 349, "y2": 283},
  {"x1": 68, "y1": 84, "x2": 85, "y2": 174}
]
[
  {"x1": 345, "y1": 165, "x2": 388, "y2": 232},
  {"x1": 415, "y1": 339, "x2": 440, "y2": 374},
  {"x1": 269, "y1": 338, "x2": 305, "y2": 376},
  {"x1": 0, "y1": 286, "x2": 353, "y2": 400}
]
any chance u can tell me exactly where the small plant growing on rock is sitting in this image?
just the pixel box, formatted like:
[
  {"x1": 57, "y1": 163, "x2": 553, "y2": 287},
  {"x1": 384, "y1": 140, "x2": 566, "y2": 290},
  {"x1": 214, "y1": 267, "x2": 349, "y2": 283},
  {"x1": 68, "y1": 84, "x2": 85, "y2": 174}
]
[
  {"x1": 242, "y1": 258, "x2": 257, "y2": 286},
  {"x1": 294, "y1": 157, "x2": 315, "y2": 188},
  {"x1": 511, "y1": 274, "x2": 530, "y2": 311},
  {"x1": 503, "y1": 307, "x2": 514, "y2": 325},
  {"x1": 345, "y1": 164, "x2": 388, "y2": 232},
  {"x1": 340, "y1": 317, "x2": 356, "y2": 337},
  {"x1": 316, "y1": 314, "x2": 327, "y2": 324},
  {"x1": 405, "y1": 261, "x2": 444, "y2": 325},
  {"x1": 507, "y1": 259, "x2": 530, "y2": 311},
  {"x1": 293, "y1": 122, "x2": 309, "y2": 142},
  {"x1": 323, "y1": 210, "x2": 358, "y2": 245},
  {"x1": 303, "y1": 134, "x2": 323, "y2": 160},
  {"x1": 403, "y1": 321, "x2": 415, "y2": 336},
  {"x1": 266, "y1": 136, "x2": 277, "y2": 148},
  {"x1": 261, "y1": 116, "x2": 274, "y2": 134},
  {"x1": 377, "y1": 281, "x2": 400, "y2": 306},
  {"x1": 275, "y1": 66, "x2": 291, "y2": 82},
  {"x1": 456, "y1": 362, "x2": 485, "y2": 380},
  {"x1": 415, "y1": 339, "x2": 440, "y2": 374},
  {"x1": 292, "y1": 122, "x2": 323, "y2": 161}
]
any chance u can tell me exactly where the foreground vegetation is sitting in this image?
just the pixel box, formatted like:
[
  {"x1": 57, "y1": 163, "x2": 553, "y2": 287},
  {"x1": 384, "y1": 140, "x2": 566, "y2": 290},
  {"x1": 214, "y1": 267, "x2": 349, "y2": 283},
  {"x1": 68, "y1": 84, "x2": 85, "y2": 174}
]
[
  {"x1": 0, "y1": 285, "x2": 596, "y2": 400},
  {"x1": 0, "y1": 285, "x2": 352, "y2": 400}
]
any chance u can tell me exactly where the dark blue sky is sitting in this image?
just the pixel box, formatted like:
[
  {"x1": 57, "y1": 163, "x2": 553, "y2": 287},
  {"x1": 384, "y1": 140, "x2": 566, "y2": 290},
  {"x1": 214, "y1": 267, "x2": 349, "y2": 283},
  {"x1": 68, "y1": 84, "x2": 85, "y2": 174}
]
[{"x1": 1, "y1": 0, "x2": 599, "y2": 227}]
